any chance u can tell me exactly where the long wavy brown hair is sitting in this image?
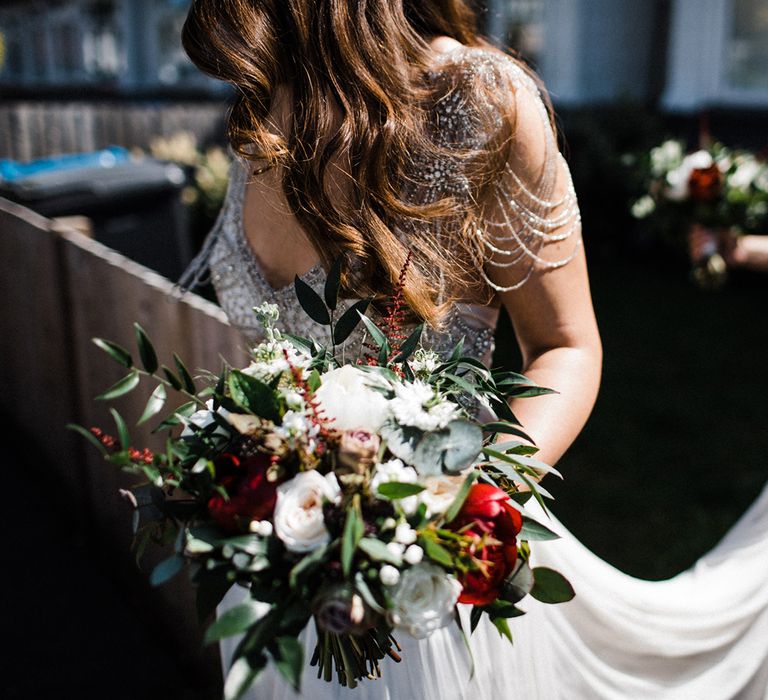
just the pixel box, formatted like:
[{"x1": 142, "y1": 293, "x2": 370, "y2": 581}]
[{"x1": 182, "y1": 0, "x2": 527, "y2": 324}]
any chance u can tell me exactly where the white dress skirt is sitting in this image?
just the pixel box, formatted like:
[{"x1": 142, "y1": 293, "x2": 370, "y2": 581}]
[{"x1": 218, "y1": 482, "x2": 768, "y2": 700}]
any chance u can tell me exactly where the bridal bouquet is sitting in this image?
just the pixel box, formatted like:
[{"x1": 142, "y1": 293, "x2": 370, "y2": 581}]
[
  {"x1": 72, "y1": 261, "x2": 573, "y2": 699},
  {"x1": 628, "y1": 139, "x2": 768, "y2": 287}
]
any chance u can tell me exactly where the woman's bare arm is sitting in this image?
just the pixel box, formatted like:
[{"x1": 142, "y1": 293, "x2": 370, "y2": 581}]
[{"x1": 497, "y1": 243, "x2": 602, "y2": 467}]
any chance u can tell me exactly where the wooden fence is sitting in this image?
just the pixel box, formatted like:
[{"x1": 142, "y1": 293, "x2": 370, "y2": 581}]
[
  {"x1": 0, "y1": 197, "x2": 250, "y2": 693},
  {"x1": 0, "y1": 101, "x2": 228, "y2": 161}
]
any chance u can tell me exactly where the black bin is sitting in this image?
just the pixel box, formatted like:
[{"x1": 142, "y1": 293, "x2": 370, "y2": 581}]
[{"x1": 0, "y1": 160, "x2": 191, "y2": 281}]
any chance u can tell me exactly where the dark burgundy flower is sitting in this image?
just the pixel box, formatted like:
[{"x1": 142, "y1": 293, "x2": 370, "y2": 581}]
[{"x1": 207, "y1": 453, "x2": 278, "y2": 533}]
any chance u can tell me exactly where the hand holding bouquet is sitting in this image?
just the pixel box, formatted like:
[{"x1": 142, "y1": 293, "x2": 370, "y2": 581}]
[{"x1": 72, "y1": 260, "x2": 573, "y2": 699}]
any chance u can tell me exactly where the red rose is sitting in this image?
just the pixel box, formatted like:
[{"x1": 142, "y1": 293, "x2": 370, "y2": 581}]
[
  {"x1": 688, "y1": 165, "x2": 722, "y2": 202},
  {"x1": 207, "y1": 453, "x2": 278, "y2": 533},
  {"x1": 451, "y1": 483, "x2": 523, "y2": 606}
]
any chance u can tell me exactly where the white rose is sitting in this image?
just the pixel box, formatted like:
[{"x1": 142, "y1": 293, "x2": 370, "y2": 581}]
[
  {"x1": 419, "y1": 474, "x2": 463, "y2": 516},
  {"x1": 388, "y1": 563, "x2": 462, "y2": 639},
  {"x1": 314, "y1": 365, "x2": 390, "y2": 431},
  {"x1": 274, "y1": 471, "x2": 340, "y2": 552}
]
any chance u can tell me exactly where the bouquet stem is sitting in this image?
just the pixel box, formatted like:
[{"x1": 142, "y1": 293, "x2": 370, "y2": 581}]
[{"x1": 311, "y1": 623, "x2": 400, "y2": 687}]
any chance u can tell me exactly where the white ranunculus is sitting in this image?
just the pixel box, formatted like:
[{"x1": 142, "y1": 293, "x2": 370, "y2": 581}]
[
  {"x1": 389, "y1": 380, "x2": 461, "y2": 431},
  {"x1": 371, "y1": 459, "x2": 420, "y2": 514},
  {"x1": 274, "y1": 471, "x2": 340, "y2": 552},
  {"x1": 388, "y1": 563, "x2": 462, "y2": 639},
  {"x1": 314, "y1": 365, "x2": 390, "y2": 431}
]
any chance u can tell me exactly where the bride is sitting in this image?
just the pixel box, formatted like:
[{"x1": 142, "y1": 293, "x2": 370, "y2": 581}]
[{"x1": 179, "y1": 1, "x2": 768, "y2": 698}]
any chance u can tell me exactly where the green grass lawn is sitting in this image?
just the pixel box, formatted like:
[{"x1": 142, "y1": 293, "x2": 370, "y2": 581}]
[{"x1": 494, "y1": 258, "x2": 768, "y2": 581}]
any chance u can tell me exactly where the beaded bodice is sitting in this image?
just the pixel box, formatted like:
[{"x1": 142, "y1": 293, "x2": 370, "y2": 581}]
[{"x1": 183, "y1": 47, "x2": 581, "y2": 366}]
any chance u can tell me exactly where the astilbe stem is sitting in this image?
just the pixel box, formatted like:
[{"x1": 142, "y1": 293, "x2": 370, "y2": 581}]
[{"x1": 362, "y1": 250, "x2": 414, "y2": 366}]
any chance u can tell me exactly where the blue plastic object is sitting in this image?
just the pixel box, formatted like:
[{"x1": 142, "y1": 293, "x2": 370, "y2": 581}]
[{"x1": 0, "y1": 146, "x2": 130, "y2": 182}]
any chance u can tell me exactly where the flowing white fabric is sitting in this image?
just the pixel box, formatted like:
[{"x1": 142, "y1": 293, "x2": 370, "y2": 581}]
[
  {"x1": 219, "y1": 485, "x2": 768, "y2": 699},
  {"x1": 204, "y1": 45, "x2": 768, "y2": 699}
]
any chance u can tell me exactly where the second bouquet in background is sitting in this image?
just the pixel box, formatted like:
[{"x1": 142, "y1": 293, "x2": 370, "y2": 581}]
[
  {"x1": 628, "y1": 139, "x2": 768, "y2": 287},
  {"x1": 74, "y1": 258, "x2": 573, "y2": 700}
]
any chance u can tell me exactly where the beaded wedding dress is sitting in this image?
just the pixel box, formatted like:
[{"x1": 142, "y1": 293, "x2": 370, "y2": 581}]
[{"x1": 182, "y1": 47, "x2": 768, "y2": 699}]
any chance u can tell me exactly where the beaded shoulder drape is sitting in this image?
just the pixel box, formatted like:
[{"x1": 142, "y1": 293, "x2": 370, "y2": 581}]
[{"x1": 179, "y1": 47, "x2": 581, "y2": 365}]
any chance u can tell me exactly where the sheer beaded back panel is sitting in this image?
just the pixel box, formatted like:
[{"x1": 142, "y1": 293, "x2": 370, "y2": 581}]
[{"x1": 181, "y1": 47, "x2": 581, "y2": 366}]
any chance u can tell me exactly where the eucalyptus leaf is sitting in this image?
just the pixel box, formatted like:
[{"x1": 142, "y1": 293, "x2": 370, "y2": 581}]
[
  {"x1": 530, "y1": 567, "x2": 575, "y2": 604},
  {"x1": 333, "y1": 299, "x2": 371, "y2": 345},
  {"x1": 149, "y1": 554, "x2": 184, "y2": 586},
  {"x1": 97, "y1": 371, "x2": 140, "y2": 401},
  {"x1": 294, "y1": 276, "x2": 331, "y2": 325},
  {"x1": 412, "y1": 421, "x2": 483, "y2": 476},
  {"x1": 501, "y1": 559, "x2": 534, "y2": 604},
  {"x1": 138, "y1": 384, "x2": 167, "y2": 426},
  {"x1": 93, "y1": 338, "x2": 133, "y2": 368},
  {"x1": 380, "y1": 423, "x2": 422, "y2": 463},
  {"x1": 324, "y1": 257, "x2": 343, "y2": 310},
  {"x1": 134, "y1": 323, "x2": 158, "y2": 374}
]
